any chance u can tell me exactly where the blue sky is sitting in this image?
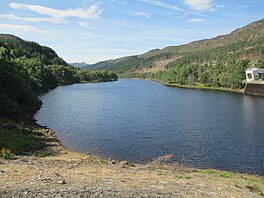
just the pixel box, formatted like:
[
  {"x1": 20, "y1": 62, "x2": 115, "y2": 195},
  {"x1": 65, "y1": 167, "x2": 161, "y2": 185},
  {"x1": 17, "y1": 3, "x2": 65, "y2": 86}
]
[{"x1": 0, "y1": 0, "x2": 263, "y2": 64}]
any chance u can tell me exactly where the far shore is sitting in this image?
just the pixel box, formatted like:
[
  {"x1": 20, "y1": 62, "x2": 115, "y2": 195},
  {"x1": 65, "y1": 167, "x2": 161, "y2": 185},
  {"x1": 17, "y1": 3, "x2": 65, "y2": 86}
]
[
  {"x1": 127, "y1": 77, "x2": 245, "y2": 94},
  {"x1": 163, "y1": 82, "x2": 244, "y2": 94}
]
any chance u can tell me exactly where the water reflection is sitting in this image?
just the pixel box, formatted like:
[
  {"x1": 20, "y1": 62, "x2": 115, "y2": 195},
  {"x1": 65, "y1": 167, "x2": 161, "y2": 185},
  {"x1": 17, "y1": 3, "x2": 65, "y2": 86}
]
[{"x1": 35, "y1": 79, "x2": 264, "y2": 175}]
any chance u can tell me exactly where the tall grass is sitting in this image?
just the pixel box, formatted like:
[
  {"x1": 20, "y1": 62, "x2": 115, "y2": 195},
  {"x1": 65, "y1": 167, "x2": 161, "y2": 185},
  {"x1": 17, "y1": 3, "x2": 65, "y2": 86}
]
[{"x1": 0, "y1": 121, "x2": 43, "y2": 155}]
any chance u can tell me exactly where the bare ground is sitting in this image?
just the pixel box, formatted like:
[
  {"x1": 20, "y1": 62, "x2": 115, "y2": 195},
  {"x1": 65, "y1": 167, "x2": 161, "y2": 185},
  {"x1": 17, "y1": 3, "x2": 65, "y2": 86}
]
[
  {"x1": 0, "y1": 126, "x2": 263, "y2": 198},
  {"x1": 135, "y1": 57, "x2": 178, "y2": 74}
]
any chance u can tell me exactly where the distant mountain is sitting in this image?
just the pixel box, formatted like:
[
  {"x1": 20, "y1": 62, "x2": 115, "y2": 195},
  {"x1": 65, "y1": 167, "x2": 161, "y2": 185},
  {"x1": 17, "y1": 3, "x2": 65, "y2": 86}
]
[
  {"x1": 69, "y1": 62, "x2": 89, "y2": 68},
  {"x1": 83, "y1": 18, "x2": 264, "y2": 75}
]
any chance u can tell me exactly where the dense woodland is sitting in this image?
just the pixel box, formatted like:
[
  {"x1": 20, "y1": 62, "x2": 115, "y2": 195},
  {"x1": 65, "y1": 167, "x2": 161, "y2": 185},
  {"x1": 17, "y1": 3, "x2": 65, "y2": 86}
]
[
  {"x1": 0, "y1": 35, "x2": 117, "y2": 118},
  {"x1": 86, "y1": 19, "x2": 264, "y2": 89},
  {"x1": 124, "y1": 41, "x2": 264, "y2": 89}
]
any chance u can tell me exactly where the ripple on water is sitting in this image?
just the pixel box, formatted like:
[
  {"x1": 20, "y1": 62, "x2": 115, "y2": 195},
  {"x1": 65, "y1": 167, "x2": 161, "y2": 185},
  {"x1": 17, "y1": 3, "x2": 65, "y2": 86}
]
[{"x1": 35, "y1": 79, "x2": 264, "y2": 175}]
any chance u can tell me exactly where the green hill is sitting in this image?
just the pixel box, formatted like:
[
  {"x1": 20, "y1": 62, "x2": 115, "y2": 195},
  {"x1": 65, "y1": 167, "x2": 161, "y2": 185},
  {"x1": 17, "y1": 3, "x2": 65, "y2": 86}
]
[
  {"x1": 84, "y1": 18, "x2": 264, "y2": 89},
  {"x1": 0, "y1": 34, "x2": 117, "y2": 118}
]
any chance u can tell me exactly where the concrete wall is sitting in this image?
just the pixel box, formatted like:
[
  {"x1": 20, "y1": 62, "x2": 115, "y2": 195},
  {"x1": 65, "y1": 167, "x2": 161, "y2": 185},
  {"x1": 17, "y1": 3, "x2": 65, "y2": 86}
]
[{"x1": 244, "y1": 83, "x2": 264, "y2": 96}]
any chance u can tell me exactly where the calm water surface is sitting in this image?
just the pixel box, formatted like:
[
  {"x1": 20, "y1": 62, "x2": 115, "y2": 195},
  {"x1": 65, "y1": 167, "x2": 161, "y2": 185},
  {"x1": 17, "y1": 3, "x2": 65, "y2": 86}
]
[{"x1": 34, "y1": 79, "x2": 264, "y2": 175}]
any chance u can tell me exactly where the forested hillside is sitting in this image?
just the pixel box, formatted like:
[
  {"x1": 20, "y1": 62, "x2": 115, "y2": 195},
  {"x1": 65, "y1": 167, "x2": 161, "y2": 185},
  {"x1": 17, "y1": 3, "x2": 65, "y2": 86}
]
[
  {"x1": 0, "y1": 34, "x2": 117, "y2": 118},
  {"x1": 84, "y1": 18, "x2": 264, "y2": 89}
]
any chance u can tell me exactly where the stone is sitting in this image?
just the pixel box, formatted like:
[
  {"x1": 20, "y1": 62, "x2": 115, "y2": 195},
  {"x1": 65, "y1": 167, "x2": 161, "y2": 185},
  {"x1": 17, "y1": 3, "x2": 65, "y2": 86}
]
[
  {"x1": 58, "y1": 180, "x2": 66, "y2": 185},
  {"x1": 120, "y1": 161, "x2": 128, "y2": 165},
  {"x1": 23, "y1": 191, "x2": 29, "y2": 195}
]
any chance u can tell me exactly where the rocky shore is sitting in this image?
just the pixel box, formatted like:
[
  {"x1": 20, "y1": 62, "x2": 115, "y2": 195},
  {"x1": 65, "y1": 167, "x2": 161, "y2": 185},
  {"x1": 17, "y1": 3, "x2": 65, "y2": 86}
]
[{"x1": 0, "y1": 122, "x2": 264, "y2": 197}]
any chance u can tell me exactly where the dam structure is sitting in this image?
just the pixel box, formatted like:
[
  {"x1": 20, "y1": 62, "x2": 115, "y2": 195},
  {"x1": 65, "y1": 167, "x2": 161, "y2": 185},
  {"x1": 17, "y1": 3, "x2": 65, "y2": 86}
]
[{"x1": 244, "y1": 68, "x2": 264, "y2": 96}]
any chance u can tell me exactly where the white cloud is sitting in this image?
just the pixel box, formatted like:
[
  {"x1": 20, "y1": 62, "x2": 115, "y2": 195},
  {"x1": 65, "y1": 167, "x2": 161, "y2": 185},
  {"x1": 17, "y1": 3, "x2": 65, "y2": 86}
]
[
  {"x1": 0, "y1": 14, "x2": 63, "y2": 23},
  {"x1": 0, "y1": 23, "x2": 53, "y2": 35},
  {"x1": 183, "y1": 0, "x2": 212, "y2": 11},
  {"x1": 210, "y1": 4, "x2": 224, "y2": 12},
  {"x1": 9, "y1": 2, "x2": 101, "y2": 20},
  {"x1": 110, "y1": 0, "x2": 128, "y2": 7},
  {"x1": 130, "y1": 11, "x2": 151, "y2": 18},
  {"x1": 78, "y1": 22, "x2": 94, "y2": 29},
  {"x1": 139, "y1": 0, "x2": 205, "y2": 16},
  {"x1": 102, "y1": 17, "x2": 152, "y2": 33},
  {"x1": 183, "y1": 0, "x2": 224, "y2": 12},
  {"x1": 236, "y1": 5, "x2": 250, "y2": 10},
  {"x1": 177, "y1": 13, "x2": 188, "y2": 19},
  {"x1": 187, "y1": 18, "x2": 206, "y2": 23}
]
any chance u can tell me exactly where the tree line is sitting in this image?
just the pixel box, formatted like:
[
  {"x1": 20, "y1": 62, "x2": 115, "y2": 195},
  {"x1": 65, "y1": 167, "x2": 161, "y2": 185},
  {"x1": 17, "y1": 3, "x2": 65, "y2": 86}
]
[
  {"x1": 123, "y1": 39, "x2": 264, "y2": 89},
  {"x1": 0, "y1": 36, "x2": 117, "y2": 118}
]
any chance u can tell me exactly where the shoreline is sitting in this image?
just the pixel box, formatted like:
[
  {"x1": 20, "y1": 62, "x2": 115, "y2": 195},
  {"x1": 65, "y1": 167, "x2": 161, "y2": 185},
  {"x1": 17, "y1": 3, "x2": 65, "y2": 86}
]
[
  {"x1": 32, "y1": 79, "x2": 258, "y2": 174},
  {"x1": 1, "y1": 120, "x2": 264, "y2": 197},
  {"x1": 142, "y1": 78, "x2": 245, "y2": 94},
  {"x1": 163, "y1": 82, "x2": 244, "y2": 94},
  {"x1": 1, "y1": 80, "x2": 264, "y2": 197},
  {"x1": 30, "y1": 118, "x2": 264, "y2": 176},
  {"x1": 125, "y1": 77, "x2": 246, "y2": 95}
]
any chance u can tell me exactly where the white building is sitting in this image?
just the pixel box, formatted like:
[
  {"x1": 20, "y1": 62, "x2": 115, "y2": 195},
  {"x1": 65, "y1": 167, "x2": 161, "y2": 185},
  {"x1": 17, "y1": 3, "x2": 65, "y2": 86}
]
[{"x1": 245, "y1": 68, "x2": 264, "y2": 82}]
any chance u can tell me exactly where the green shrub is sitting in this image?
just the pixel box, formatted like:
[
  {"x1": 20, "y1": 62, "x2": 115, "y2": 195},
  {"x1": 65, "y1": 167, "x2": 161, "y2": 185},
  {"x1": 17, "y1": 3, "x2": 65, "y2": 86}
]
[
  {"x1": 0, "y1": 127, "x2": 43, "y2": 155},
  {"x1": 1, "y1": 148, "x2": 13, "y2": 159}
]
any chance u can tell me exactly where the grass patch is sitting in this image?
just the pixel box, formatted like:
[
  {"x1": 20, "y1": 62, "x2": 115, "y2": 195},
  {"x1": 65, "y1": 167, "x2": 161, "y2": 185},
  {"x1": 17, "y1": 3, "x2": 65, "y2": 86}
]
[
  {"x1": 260, "y1": 179, "x2": 264, "y2": 185},
  {"x1": 35, "y1": 150, "x2": 54, "y2": 158},
  {"x1": 200, "y1": 169, "x2": 218, "y2": 175},
  {"x1": 176, "y1": 175, "x2": 192, "y2": 179},
  {"x1": 253, "y1": 185, "x2": 262, "y2": 191},
  {"x1": 201, "y1": 169, "x2": 233, "y2": 178},
  {"x1": 219, "y1": 172, "x2": 233, "y2": 178},
  {"x1": 242, "y1": 176, "x2": 256, "y2": 183},
  {"x1": 157, "y1": 169, "x2": 169, "y2": 176},
  {"x1": 0, "y1": 124, "x2": 43, "y2": 155},
  {"x1": 164, "y1": 82, "x2": 243, "y2": 94},
  {"x1": 1, "y1": 148, "x2": 13, "y2": 159},
  {"x1": 242, "y1": 177, "x2": 264, "y2": 195},
  {"x1": 97, "y1": 159, "x2": 109, "y2": 165},
  {"x1": 176, "y1": 176, "x2": 184, "y2": 179},
  {"x1": 246, "y1": 185, "x2": 262, "y2": 192}
]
